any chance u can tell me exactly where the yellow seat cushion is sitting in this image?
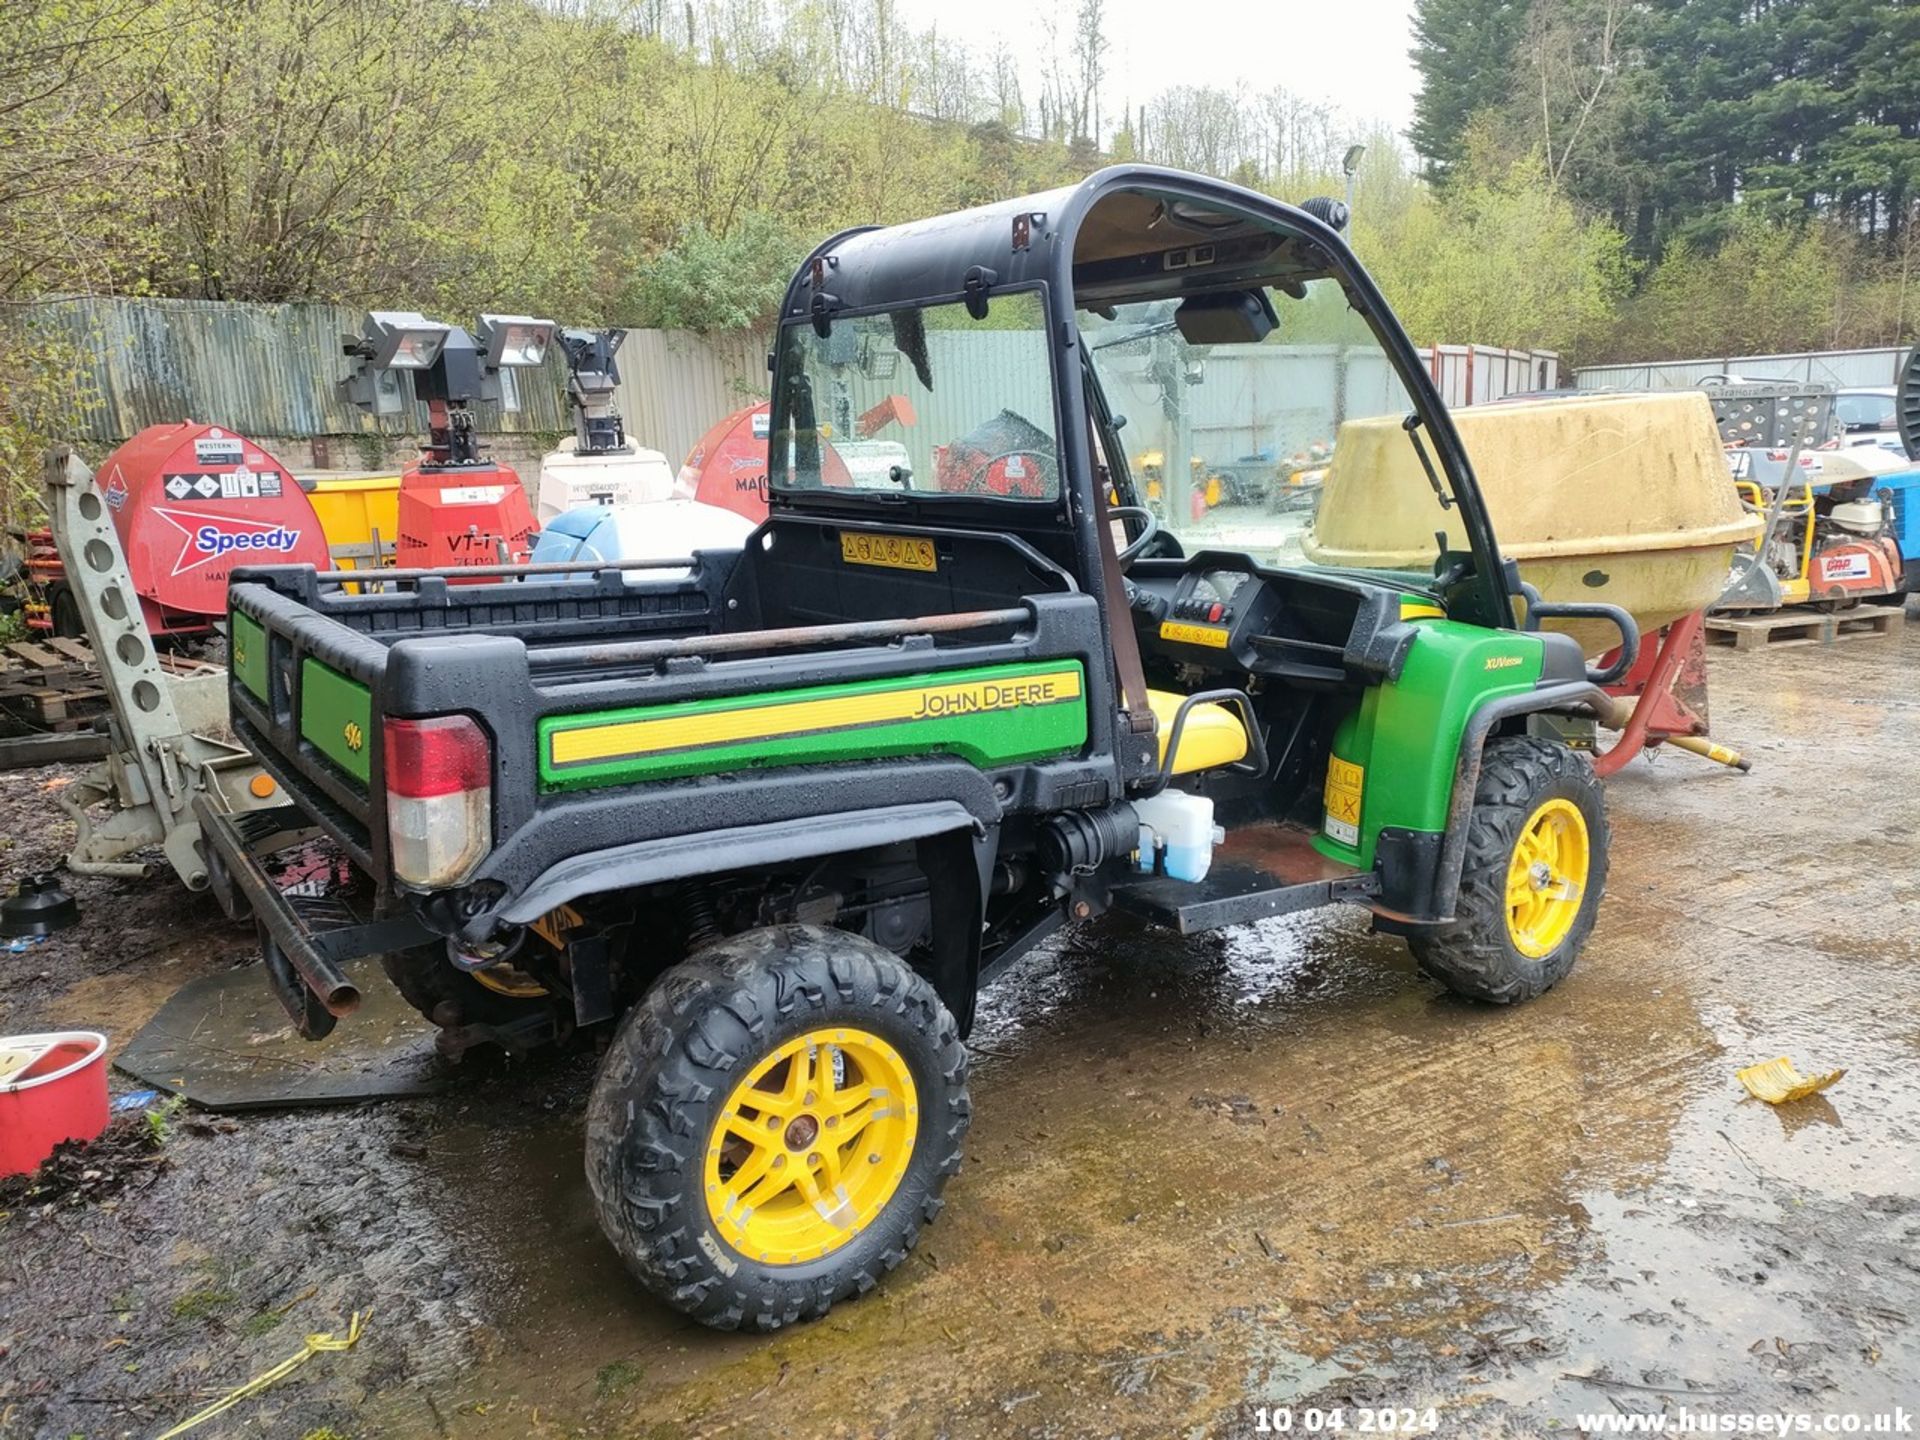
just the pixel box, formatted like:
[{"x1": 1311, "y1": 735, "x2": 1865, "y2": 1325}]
[{"x1": 1145, "y1": 689, "x2": 1250, "y2": 775}]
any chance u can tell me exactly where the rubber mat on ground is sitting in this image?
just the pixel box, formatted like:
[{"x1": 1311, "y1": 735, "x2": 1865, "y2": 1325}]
[{"x1": 116, "y1": 957, "x2": 447, "y2": 1109}]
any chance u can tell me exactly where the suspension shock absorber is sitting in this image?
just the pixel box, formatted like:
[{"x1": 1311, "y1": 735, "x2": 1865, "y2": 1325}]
[{"x1": 679, "y1": 882, "x2": 723, "y2": 952}]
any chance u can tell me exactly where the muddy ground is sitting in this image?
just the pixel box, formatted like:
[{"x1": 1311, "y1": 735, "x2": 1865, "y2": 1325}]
[{"x1": 2, "y1": 620, "x2": 1917, "y2": 1440}]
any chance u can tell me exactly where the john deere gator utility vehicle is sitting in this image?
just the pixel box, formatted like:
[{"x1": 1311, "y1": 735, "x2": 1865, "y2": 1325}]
[{"x1": 207, "y1": 166, "x2": 1638, "y2": 1330}]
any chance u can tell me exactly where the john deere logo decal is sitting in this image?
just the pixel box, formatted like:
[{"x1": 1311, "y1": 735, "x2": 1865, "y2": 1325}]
[
  {"x1": 908, "y1": 675, "x2": 1068, "y2": 717},
  {"x1": 343, "y1": 721, "x2": 365, "y2": 752}
]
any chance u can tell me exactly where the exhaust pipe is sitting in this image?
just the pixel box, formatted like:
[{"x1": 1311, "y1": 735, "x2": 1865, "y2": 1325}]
[{"x1": 258, "y1": 924, "x2": 361, "y2": 1040}]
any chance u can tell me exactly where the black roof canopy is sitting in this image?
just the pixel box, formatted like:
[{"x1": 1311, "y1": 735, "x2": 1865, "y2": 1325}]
[{"x1": 779, "y1": 165, "x2": 1353, "y2": 323}]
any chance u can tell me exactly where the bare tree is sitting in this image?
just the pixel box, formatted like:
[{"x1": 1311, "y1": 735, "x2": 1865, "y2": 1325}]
[
  {"x1": 987, "y1": 38, "x2": 1024, "y2": 129},
  {"x1": 1520, "y1": 0, "x2": 1626, "y2": 189},
  {"x1": 1073, "y1": 0, "x2": 1108, "y2": 143}
]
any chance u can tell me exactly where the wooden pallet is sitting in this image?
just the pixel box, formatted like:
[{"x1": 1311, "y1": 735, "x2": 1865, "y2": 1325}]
[
  {"x1": 0, "y1": 636, "x2": 219, "y2": 727},
  {"x1": 0, "y1": 636, "x2": 105, "y2": 725},
  {"x1": 1705, "y1": 604, "x2": 1907, "y2": 652}
]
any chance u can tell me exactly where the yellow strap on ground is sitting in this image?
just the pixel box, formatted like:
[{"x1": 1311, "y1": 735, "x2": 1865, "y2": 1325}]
[{"x1": 155, "y1": 1310, "x2": 370, "y2": 1439}]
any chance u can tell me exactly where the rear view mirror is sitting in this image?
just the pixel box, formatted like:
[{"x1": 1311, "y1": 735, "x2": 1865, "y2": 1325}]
[{"x1": 1174, "y1": 290, "x2": 1277, "y2": 346}]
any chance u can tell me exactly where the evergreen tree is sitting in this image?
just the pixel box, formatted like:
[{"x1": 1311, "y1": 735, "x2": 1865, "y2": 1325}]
[{"x1": 1408, "y1": 0, "x2": 1531, "y2": 181}]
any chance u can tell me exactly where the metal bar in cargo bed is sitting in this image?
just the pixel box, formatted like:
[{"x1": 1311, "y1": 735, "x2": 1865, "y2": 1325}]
[
  {"x1": 306, "y1": 556, "x2": 702, "y2": 588},
  {"x1": 525, "y1": 607, "x2": 1032, "y2": 671}
]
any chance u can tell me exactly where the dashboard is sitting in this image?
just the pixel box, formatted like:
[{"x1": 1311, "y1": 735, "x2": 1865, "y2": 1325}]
[{"x1": 1126, "y1": 552, "x2": 1419, "y2": 685}]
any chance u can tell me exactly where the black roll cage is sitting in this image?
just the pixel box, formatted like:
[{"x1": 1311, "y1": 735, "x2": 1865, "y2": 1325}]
[{"x1": 766, "y1": 164, "x2": 1518, "y2": 634}]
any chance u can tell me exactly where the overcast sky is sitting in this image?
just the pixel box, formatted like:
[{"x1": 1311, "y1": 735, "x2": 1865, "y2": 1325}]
[{"x1": 896, "y1": 0, "x2": 1421, "y2": 138}]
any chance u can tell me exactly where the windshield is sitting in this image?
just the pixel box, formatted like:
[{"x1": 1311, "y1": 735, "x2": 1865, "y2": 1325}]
[
  {"x1": 1085, "y1": 283, "x2": 1445, "y2": 582},
  {"x1": 772, "y1": 292, "x2": 1060, "y2": 501}
]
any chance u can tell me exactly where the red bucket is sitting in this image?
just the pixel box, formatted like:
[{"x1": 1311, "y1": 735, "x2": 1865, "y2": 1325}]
[{"x1": 0, "y1": 1031, "x2": 111, "y2": 1177}]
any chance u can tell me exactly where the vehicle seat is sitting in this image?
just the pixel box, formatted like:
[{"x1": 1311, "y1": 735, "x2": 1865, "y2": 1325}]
[{"x1": 1145, "y1": 689, "x2": 1251, "y2": 775}]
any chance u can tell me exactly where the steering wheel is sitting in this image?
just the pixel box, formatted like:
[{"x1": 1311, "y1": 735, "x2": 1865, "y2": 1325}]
[{"x1": 1109, "y1": 504, "x2": 1159, "y2": 566}]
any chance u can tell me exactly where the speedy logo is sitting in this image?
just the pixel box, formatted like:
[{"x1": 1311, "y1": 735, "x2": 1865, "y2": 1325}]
[{"x1": 153, "y1": 507, "x2": 303, "y2": 576}]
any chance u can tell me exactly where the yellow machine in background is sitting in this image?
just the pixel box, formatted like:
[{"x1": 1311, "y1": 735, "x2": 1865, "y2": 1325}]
[
  {"x1": 298, "y1": 473, "x2": 401, "y2": 571},
  {"x1": 1308, "y1": 391, "x2": 1759, "y2": 654},
  {"x1": 1734, "y1": 479, "x2": 1817, "y2": 605}
]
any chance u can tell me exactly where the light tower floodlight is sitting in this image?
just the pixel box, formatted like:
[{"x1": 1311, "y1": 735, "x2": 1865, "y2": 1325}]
[
  {"x1": 363, "y1": 311, "x2": 450, "y2": 370},
  {"x1": 476, "y1": 314, "x2": 558, "y2": 370}
]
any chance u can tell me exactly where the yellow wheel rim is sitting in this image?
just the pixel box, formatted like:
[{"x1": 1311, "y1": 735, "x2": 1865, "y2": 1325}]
[
  {"x1": 704, "y1": 1028, "x2": 918, "y2": 1265},
  {"x1": 1504, "y1": 797, "x2": 1590, "y2": 959}
]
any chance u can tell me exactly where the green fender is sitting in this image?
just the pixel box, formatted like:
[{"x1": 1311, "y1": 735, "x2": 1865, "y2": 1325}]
[{"x1": 1313, "y1": 616, "x2": 1551, "y2": 871}]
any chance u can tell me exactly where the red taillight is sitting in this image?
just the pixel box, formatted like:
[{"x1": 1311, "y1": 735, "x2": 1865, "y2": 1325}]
[
  {"x1": 384, "y1": 715, "x2": 492, "y2": 888},
  {"x1": 385, "y1": 715, "x2": 490, "y2": 797}
]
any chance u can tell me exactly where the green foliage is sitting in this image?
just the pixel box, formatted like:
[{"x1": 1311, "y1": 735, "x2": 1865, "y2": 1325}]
[
  {"x1": 624, "y1": 214, "x2": 806, "y2": 332},
  {"x1": 0, "y1": 320, "x2": 97, "y2": 537},
  {"x1": 1606, "y1": 214, "x2": 1859, "y2": 359},
  {"x1": 0, "y1": 0, "x2": 1093, "y2": 333},
  {"x1": 170, "y1": 1286, "x2": 238, "y2": 1320},
  {"x1": 1403, "y1": 0, "x2": 1920, "y2": 359},
  {"x1": 594, "y1": 1357, "x2": 646, "y2": 1398},
  {"x1": 1369, "y1": 159, "x2": 1635, "y2": 354},
  {"x1": 1, "y1": 0, "x2": 1913, "y2": 374},
  {"x1": 143, "y1": 1096, "x2": 185, "y2": 1147},
  {"x1": 1408, "y1": 0, "x2": 1531, "y2": 182}
]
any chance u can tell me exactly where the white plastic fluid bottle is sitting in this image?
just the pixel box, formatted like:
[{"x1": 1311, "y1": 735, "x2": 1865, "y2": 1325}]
[{"x1": 1132, "y1": 791, "x2": 1225, "y2": 883}]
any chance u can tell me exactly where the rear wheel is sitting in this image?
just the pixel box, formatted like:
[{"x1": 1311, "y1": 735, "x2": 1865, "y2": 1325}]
[
  {"x1": 1410, "y1": 736, "x2": 1607, "y2": 1004},
  {"x1": 585, "y1": 924, "x2": 969, "y2": 1330},
  {"x1": 379, "y1": 941, "x2": 560, "y2": 1044}
]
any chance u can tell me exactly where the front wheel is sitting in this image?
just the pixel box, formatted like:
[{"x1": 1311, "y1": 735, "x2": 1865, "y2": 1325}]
[
  {"x1": 585, "y1": 924, "x2": 970, "y2": 1330},
  {"x1": 1409, "y1": 736, "x2": 1608, "y2": 1004}
]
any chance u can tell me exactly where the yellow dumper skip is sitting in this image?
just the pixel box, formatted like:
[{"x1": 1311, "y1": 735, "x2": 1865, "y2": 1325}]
[
  {"x1": 1306, "y1": 393, "x2": 1760, "y2": 655},
  {"x1": 299, "y1": 473, "x2": 401, "y2": 570}
]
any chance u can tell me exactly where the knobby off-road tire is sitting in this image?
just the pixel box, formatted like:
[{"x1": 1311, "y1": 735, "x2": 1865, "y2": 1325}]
[
  {"x1": 585, "y1": 924, "x2": 970, "y2": 1331},
  {"x1": 1410, "y1": 736, "x2": 1608, "y2": 1004}
]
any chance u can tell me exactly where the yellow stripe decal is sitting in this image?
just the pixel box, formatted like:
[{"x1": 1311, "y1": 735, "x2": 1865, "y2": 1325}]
[
  {"x1": 549, "y1": 668, "x2": 1084, "y2": 766},
  {"x1": 1399, "y1": 601, "x2": 1446, "y2": 621}
]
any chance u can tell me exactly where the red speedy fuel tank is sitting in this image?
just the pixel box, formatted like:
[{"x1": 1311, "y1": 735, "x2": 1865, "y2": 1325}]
[{"x1": 96, "y1": 423, "x2": 332, "y2": 633}]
